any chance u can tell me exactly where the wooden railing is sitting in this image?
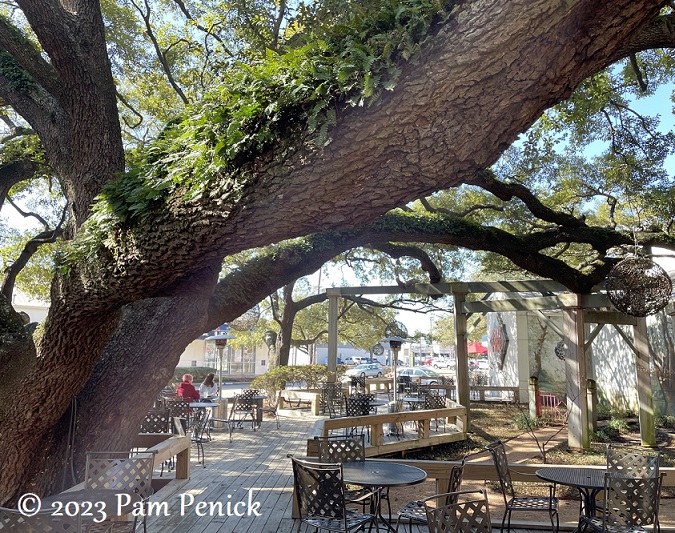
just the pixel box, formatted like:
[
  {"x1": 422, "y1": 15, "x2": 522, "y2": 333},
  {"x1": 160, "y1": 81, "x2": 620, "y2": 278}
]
[
  {"x1": 133, "y1": 433, "x2": 191, "y2": 480},
  {"x1": 309, "y1": 405, "x2": 467, "y2": 456}
]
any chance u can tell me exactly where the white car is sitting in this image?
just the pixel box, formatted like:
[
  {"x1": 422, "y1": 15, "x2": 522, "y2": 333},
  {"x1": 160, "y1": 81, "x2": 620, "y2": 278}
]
[
  {"x1": 392, "y1": 367, "x2": 442, "y2": 385},
  {"x1": 431, "y1": 357, "x2": 454, "y2": 369},
  {"x1": 345, "y1": 363, "x2": 384, "y2": 378}
]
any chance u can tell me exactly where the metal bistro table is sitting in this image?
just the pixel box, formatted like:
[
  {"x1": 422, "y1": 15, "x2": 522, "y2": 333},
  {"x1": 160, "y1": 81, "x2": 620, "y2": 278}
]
[
  {"x1": 536, "y1": 467, "x2": 605, "y2": 518},
  {"x1": 342, "y1": 460, "x2": 427, "y2": 531}
]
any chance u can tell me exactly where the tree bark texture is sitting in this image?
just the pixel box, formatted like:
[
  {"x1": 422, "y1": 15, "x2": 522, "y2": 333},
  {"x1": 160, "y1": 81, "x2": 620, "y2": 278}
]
[{"x1": 0, "y1": 0, "x2": 669, "y2": 501}]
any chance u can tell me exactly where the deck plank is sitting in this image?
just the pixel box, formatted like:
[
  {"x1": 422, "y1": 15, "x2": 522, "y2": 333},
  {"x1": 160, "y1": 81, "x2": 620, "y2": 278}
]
[{"x1": 143, "y1": 414, "x2": 552, "y2": 533}]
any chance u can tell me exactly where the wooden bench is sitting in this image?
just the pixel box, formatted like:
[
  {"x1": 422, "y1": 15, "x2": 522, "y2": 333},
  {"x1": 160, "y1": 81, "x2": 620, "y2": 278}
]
[{"x1": 279, "y1": 390, "x2": 321, "y2": 415}]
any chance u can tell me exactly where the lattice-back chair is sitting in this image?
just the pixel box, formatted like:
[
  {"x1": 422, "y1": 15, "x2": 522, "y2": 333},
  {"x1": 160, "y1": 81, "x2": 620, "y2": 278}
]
[
  {"x1": 397, "y1": 375, "x2": 412, "y2": 393},
  {"x1": 424, "y1": 394, "x2": 447, "y2": 431},
  {"x1": 321, "y1": 383, "x2": 345, "y2": 415},
  {"x1": 314, "y1": 434, "x2": 376, "y2": 511},
  {"x1": 290, "y1": 456, "x2": 375, "y2": 533},
  {"x1": 578, "y1": 473, "x2": 664, "y2": 533},
  {"x1": 350, "y1": 375, "x2": 366, "y2": 394},
  {"x1": 486, "y1": 441, "x2": 559, "y2": 533},
  {"x1": 229, "y1": 393, "x2": 257, "y2": 431},
  {"x1": 345, "y1": 394, "x2": 373, "y2": 440},
  {"x1": 606, "y1": 444, "x2": 660, "y2": 478},
  {"x1": 191, "y1": 409, "x2": 211, "y2": 467},
  {"x1": 422, "y1": 489, "x2": 492, "y2": 533},
  {"x1": 140, "y1": 408, "x2": 171, "y2": 433},
  {"x1": 164, "y1": 398, "x2": 191, "y2": 428},
  {"x1": 396, "y1": 458, "x2": 465, "y2": 533},
  {"x1": 85, "y1": 451, "x2": 154, "y2": 533},
  {"x1": 407, "y1": 380, "x2": 421, "y2": 396}
]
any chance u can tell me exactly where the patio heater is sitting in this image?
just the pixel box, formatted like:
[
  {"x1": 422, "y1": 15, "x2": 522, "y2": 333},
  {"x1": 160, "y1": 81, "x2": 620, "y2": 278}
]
[
  {"x1": 205, "y1": 334, "x2": 235, "y2": 399},
  {"x1": 381, "y1": 336, "x2": 408, "y2": 406}
]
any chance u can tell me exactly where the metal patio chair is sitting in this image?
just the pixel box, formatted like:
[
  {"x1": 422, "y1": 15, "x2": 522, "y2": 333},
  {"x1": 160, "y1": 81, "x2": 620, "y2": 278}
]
[
  {"x1": 486, "y1": 441, "x2": 559, "y2": 533},
  {"x1": 191, "y1": 409, "x2": 211, "y2": 467},
  {"x1": 290, "y1": 456, "x2": 375, "y2": 533},
  {"x1": 421, "y1": 489, "x2": 492, "y2": 533},
  {"x1": 314, "y1": 434, "x2": 378, "y2": 512},
  {"x1": 606, "y1": 444, "x2": 660, "y2": 478},
  {"x1": 258, "y1": 390, "x2": 282, "y2": 429},
  {"x1": 395, "y1": 458, "x2": 465, "y2": 533},
  {"x1": 578, "y1": 473, "x2": 664, "y2": 533}
]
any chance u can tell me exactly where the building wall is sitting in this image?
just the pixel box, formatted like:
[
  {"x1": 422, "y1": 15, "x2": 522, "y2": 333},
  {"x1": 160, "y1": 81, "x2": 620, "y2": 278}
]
[{"x1": 488, "y1": 307, "x2": 675, "y2": 416}]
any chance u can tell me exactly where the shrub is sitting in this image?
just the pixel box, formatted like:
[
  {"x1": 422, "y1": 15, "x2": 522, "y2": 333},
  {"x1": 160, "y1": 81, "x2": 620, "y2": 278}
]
[
  {"x1": 513, "y1": 412, "x2": 542, "y2": 431},
  {"x1": 249, "y1": 364, "x2": 347, "y2": 401},
  {"x1": 656, "y1": 414, "x2": 675, "y2": 429},
  {"x1": 172, "y1": 366, "x2": 217, "y2": 386},
  {"x1": 607, "y1": 416, "x2": 630, "y2": 434}
]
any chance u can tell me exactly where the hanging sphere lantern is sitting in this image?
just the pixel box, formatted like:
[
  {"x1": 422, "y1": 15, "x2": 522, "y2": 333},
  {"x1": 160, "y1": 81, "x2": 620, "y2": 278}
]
[{"x1": 605, "y1": 257, "x2": 672, "y2": 317}]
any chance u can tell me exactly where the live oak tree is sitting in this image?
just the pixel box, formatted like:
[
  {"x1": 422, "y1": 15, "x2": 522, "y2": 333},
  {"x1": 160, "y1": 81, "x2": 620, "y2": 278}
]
[{"x1": 1, "y1": 0, "x2": 675, "y2": 502}]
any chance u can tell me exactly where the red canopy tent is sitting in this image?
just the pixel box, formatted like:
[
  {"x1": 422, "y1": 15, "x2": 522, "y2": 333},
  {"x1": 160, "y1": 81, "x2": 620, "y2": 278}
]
[{"x1": 467, "y1": 341, "x2": 488, "y2": 355}]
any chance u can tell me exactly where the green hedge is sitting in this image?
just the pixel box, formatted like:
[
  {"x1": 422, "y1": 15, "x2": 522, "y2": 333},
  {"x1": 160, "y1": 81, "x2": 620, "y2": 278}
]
[
  {"x1": 171, "y1": 366, "x2": 251, "y2": 387},
  {"x1": 250, "y1": 364, "x2": 346, "y2": 400}
]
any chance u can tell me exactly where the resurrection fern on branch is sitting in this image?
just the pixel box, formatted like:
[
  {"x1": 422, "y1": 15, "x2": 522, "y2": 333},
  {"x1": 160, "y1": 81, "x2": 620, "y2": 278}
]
[{"x1": 70, "y1": 0, "x2": 458, "y2": 260}]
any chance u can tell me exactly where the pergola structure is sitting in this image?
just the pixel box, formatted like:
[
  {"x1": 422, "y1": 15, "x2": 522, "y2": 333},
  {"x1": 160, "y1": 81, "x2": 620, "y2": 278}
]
[{"x1": 325, "y1": 280, "x2": 655, "y2": 451}]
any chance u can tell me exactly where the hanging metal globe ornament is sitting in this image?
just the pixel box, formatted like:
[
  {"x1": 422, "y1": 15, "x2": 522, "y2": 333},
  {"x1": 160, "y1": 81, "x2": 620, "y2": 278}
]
[
  {"x1": 605, "y1": 257, "x2": 673, "y2": 317},
  {"x1": 229, "y1": 304, "x2": 261, "y2": 331}
]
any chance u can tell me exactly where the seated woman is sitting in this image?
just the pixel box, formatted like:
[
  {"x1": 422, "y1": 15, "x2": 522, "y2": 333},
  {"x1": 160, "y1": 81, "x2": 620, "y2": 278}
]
[
  {"x1": 199, "y1": 373, "x2": 219, "y2": 399},
  {"x1": 177, "y1": 374, "x2": 200, "y2": 401}
]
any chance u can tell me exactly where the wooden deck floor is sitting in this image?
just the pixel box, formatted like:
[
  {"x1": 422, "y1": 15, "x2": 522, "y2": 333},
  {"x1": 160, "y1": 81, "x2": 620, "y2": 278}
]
[{"x1": 143, "y1": 415, "x2": 546, "y2": 533}]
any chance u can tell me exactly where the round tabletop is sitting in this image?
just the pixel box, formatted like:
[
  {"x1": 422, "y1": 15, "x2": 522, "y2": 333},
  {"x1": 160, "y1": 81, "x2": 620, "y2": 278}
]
[
  {"x1": 342, "y1": 461, "x2": 427, "y2": 488},
  {"x1": 535, "y1": 467, "x2": 605, "y2": 490},
  {"x1": 189, "y1": 401, "x2": 219, "y2": 408}
]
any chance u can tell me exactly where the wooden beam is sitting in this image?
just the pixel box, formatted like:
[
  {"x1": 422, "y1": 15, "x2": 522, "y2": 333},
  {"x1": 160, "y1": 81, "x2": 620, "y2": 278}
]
[
  {"x1": 585, "y1": 311, "x2": 638, "y2": 326},
  {"x1": 323, "y1": 280, "x2": 569, "y2": 297}
]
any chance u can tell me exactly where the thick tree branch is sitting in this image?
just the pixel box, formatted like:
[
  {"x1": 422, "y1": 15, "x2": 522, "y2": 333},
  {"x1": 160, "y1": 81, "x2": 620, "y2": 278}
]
[
  {"x1": 468, "y1": 170, "x2": 585, "y2": 226},
  {"x1": 369, "y1": 242, "x2": 443, "y2": 284},
  {"x1": 0, "y1": 159, "x2": 38, "y2": 210},
  {"x1": 0, "y1": 11, "x2": 62, "y2": 96}
]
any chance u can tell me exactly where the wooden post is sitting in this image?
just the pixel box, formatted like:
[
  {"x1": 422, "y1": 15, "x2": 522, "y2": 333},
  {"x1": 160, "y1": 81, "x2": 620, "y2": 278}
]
[
  {"x1": 587, "y1": 379, "x2": 597, "y2": 431},
  {"x1": 635, "y1": 318, "x2": 656, "y2": 447},
  {"x1": 453, "y1": 290, "x2": 471, "y2": 430},
  {"x1": 563, "y1": 296, "x2": 590, "y2": 451},
  {"x1": 327, "y1": 289, "x2": 339, "y2": 381},
  {"x1": 529, "y1": 376, "x2": 540, "y2": 419}
]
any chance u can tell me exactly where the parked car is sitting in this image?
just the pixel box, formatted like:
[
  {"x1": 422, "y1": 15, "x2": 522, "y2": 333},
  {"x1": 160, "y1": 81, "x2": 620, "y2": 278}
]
[
  {"x1": 345, "y1": 363, "x2": 385, "y2": 378},
  {"x1": 430, "y1": 357, "x2": 454, "y2": 369},
  {"x1": 390, "y1": 367, "x2": 441, "y2": 385}
]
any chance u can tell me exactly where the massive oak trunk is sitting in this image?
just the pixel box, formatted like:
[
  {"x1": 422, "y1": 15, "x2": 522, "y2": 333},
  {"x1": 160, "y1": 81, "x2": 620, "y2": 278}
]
[{"x1": 0, "y1": 0, "x2": 668, "y2": 501}]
